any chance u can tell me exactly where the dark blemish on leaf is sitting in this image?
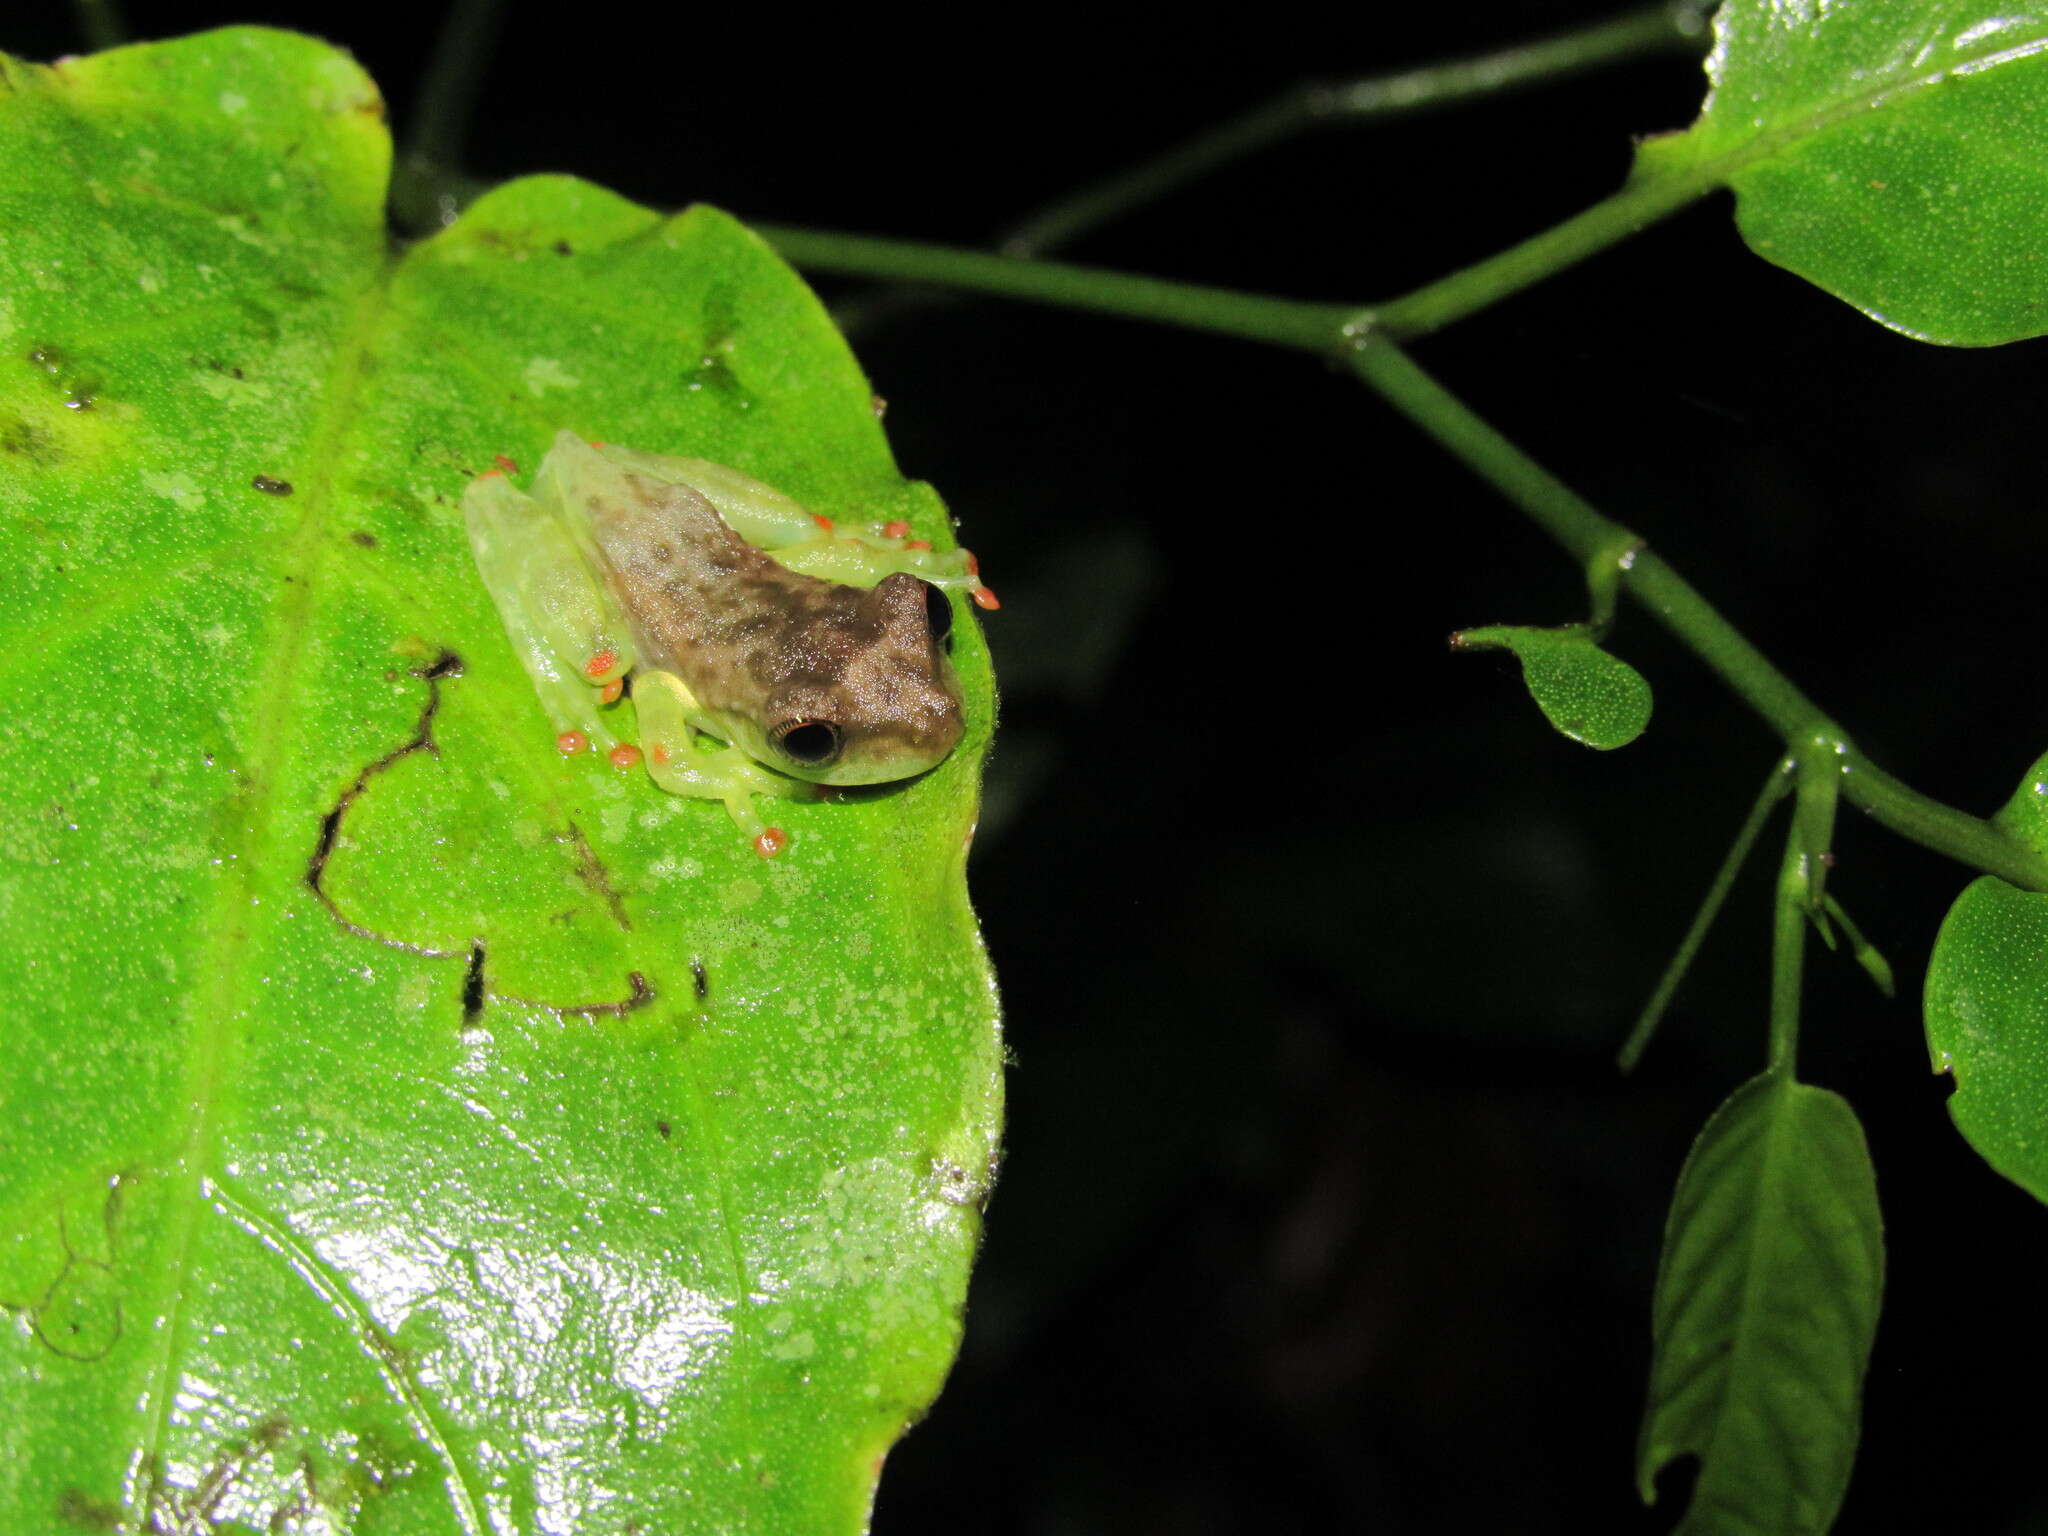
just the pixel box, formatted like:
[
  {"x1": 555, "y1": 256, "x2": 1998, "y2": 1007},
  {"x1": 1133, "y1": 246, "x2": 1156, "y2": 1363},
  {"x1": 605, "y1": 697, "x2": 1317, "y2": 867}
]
[
  {"x1": 11, "y1": 1175, "x2": 131, "y2": 1363},
  {"x1": 564, "y1": 821, "x2": 632, "y2": 931},
  {"x1": 26, "y1": 345, "x2": 62, "y2": 374},
  {"x1": 309, "y1": 650, "x2": 646, "y2": 1022},
  {"x1": 871, "y1": 393, "x2": 888, "y2": 419},
  {"x1": 251, "y1": 474, "x2": 294, "y2": 496},
  {"x1": 691, "y1": 958, "x2": 709, "y2": 1000},
  {"x1": 489, "y1": 968, "x2": 655, "y2": 1021},
  {"x1": 307, "y1": 648, "x2": 466, "y2": 961},
  {"x1": 128, "y1": 1414, "x2": 302, "y2": 1533},
  {"x1": 62, "y1": 387, "x2": 95, "y2": 412},
  {"x1": 351, "y1": 530, "x2": 378, "y2": 548},
  {"x1": 55, "y1": 1488, "x2": 122, "y2": 1530},
  {"x1": 656, "y1": 1120, "x2": 673, "y2": 1140},
  {"x1": 0, "y1": 415, "x2": 55, "y2": 462},
  {"x1": 553, "y1": 239, "x2": 573, "y2": 256},
  {"x1": 461, "y1": 944, "x2": 486, "y2": 1023}
]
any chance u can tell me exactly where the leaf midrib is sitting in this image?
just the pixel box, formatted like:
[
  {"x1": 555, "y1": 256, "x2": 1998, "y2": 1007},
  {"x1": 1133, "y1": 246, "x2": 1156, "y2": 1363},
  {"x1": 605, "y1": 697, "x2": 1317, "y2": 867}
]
[{"x1": 132, "y1": 246, "x2": 491, "y2": 1533}]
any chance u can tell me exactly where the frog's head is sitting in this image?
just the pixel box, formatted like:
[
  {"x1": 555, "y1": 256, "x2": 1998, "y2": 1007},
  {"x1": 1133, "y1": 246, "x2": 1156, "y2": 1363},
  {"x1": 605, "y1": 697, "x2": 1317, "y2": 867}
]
[{"x1": 752, "y1": 572, "x2": 965, "y2": 785}]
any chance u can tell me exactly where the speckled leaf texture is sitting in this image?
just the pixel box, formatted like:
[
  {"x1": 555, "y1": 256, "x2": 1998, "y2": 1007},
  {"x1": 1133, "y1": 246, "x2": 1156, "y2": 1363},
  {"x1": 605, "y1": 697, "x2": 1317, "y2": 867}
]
[
  {"x1": 1637, "y1": 1073, "x2": 1883, "y2": 1536},
  {"x1": 1451, "y1": 625, "x2": 1651, "y2": 750},
  {"x1": 1641, "y1": 2, "x2": 2048, "y2": 346},
  {"x1": 0, "y1": 29, "x2": 1002, "y2": 1535},
  {"x1": 1925, "y1": 751, "x2": 2048, "y2": 1203}
]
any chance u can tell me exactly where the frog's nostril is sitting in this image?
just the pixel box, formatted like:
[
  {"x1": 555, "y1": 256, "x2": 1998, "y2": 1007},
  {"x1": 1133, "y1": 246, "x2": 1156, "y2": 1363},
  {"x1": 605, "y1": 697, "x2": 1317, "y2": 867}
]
[{"x1": 773, "y1": 719, "x2": 842, "y2": 767}]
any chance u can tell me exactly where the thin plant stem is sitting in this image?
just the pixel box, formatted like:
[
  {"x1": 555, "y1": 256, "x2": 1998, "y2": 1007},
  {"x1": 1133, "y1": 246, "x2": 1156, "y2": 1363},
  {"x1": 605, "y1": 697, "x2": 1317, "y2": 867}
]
[
  {"x1": 1769, "y1": 790, "x2": 1812, "y2": 1074},
  {"x1": 758, "y1": 136, "x2": 2048, "y2": 902},
  {"x1": 1821, "y1": 894, "x2": 1895, "y2": 997},
  {"x1": 1619, "y1": 761, "x2": 1795, "y2": 1074},
  {"x1": 1344, "y1": 333, "x2": 2048, "y2": 893},
  {"x1": 1367, "y1": 167, "x2": 1724, "y2": 339},
  {"x1": 828, "y1": 5, "x2": 1705, "y2": 338},
  {"x1": 755, "y1": 225, "x2": 1350, "y2": 352},
  {"x1": 1005, "y1": 3, "x2": 1709, "y2": 259}
]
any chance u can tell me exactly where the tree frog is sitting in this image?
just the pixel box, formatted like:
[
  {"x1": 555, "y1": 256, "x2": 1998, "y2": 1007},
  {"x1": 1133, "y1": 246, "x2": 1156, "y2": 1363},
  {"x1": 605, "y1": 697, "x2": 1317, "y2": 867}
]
[{"x1": 463, "y1": 431, "x2": 995, "y2": 857}]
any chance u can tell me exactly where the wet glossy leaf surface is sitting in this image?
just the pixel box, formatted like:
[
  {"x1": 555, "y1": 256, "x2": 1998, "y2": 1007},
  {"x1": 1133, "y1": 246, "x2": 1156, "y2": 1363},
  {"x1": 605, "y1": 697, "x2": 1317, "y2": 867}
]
[
  {"x1": 1452, "y1": 624, "x2": 1651, "y2": 750},
  {"x1": 1644, "y1": 2, "x2": 2048, "y2": 345},
  {"x1": 0, "y1": 30, "x2": 1002, "y2": 1534},
  {"x1": 1637, "y1": 1073, "x2": 1883, "y2": 1536}
]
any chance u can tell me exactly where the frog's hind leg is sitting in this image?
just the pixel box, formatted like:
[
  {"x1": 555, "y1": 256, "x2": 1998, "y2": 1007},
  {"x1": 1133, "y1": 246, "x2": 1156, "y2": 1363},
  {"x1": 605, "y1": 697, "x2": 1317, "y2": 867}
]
[
  {"x1": 631, "y1": 670, "x2": 818, "y2": 856},
  {"x1": 463, "y1": 469, "x2": 635, "y2": 754}
]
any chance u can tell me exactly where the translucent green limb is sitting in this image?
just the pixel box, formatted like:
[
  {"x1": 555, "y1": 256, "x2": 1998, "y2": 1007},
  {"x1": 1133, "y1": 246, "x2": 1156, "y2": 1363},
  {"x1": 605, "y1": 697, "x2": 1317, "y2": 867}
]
[
  {"x1": 631, "y1": 671, "x2": 818, "y2": 849},
  {"x1": 462, "y1": 470, "x2": 633, "y2": 751},
  {"x1": 770, "y1": 538, "x2": 979, "y2": 592},
  {"x1": 1619, "y1": 762, "x2": 1795, "y2": 1074},
  {"x1": 598, "y1": 447, "x2": 820, "y2": 546},
  {"x1": 634, "y1": 450, "x2": 981, "y2": 590},
  {"x1": 555, "y1": 432, "x2": 984, "y2": 593}
]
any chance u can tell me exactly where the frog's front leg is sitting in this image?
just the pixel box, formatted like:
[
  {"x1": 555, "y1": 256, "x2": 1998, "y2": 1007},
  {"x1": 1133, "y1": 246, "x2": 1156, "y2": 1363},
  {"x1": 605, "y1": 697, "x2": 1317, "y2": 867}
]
[
  {"x1": 463, "y1": 469, "x2": 636, "y2": 756},
  {"x1": 630, "y1": 669, "x2": 820, "y2": 857}
]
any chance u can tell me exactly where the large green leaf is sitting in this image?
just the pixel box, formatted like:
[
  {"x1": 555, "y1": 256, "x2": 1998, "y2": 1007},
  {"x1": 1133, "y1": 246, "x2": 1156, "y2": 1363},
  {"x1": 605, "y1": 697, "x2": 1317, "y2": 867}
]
[
  {"x1": 1637, "y1": 1072, "x2": 1883, "y2": 1536},
  {"x1": 0, "y1": 29, "x2": 1002, "y2": 1534},
  {"x1": 1642, "y1": 2, "x2": 2048, "y2": 345}
]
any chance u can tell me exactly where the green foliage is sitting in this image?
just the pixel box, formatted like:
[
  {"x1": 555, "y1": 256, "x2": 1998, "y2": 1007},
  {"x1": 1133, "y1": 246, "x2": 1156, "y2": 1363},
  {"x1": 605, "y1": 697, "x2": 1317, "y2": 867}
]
[
  {"x1": 1637, "y1": 1074, "x2": 1884, "y2": 1535},
  {"x1": 1924, "y1": 753, "x2": 2048, "y2": 1202},
  {"x1": 1642, "y1": 1, "x2": 2048, "y2": 345},
  {"x1": 10, "y1": 3, "x2": 2048, "y2": 1532},
  {"x1": 1925, "y1": 877, "x2": 2048, "y2": 1201},
  {"x1": 1451, "y1": 624, "x2": 1652, "y2": 750},
  {"x1": 0, "y1": 29, "x2": 1000, "y2": 1535}
]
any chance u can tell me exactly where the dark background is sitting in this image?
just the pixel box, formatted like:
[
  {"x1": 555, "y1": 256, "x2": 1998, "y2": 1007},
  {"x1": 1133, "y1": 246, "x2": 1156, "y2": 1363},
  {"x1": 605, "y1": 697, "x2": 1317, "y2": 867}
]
[{"x1": 17, "y1": 4, "x2": 2048, "y2": 1530}]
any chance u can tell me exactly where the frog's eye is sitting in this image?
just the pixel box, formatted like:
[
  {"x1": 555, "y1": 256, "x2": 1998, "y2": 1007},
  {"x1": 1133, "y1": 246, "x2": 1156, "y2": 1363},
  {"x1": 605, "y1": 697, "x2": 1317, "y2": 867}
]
[
  {"x1": 771, "y1": 718, "x2": 843, "y2": 768},
  {"x1": 923, "y1": 581, "x2": 953, "y2": 647}
]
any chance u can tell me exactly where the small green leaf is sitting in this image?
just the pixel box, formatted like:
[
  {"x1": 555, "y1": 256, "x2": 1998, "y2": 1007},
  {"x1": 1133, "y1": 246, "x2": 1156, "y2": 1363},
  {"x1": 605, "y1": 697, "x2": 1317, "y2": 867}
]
[
  {"x1": 1454, "y1": 625, "x2": 1651, "y2": 749},
  {"x1": 1925, "y1": 878, "x2": 2048, "y2": 1200},
  {"x1": 1924, "y1": 749, "x2": 2048, "y2": 1201},
  {"x1": 1638, "y1": 1073, "x2": 1883, "y2": 1535},
  {"x1": 1643, "y1": 2, "x2": 2048, "y2": 345}
]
